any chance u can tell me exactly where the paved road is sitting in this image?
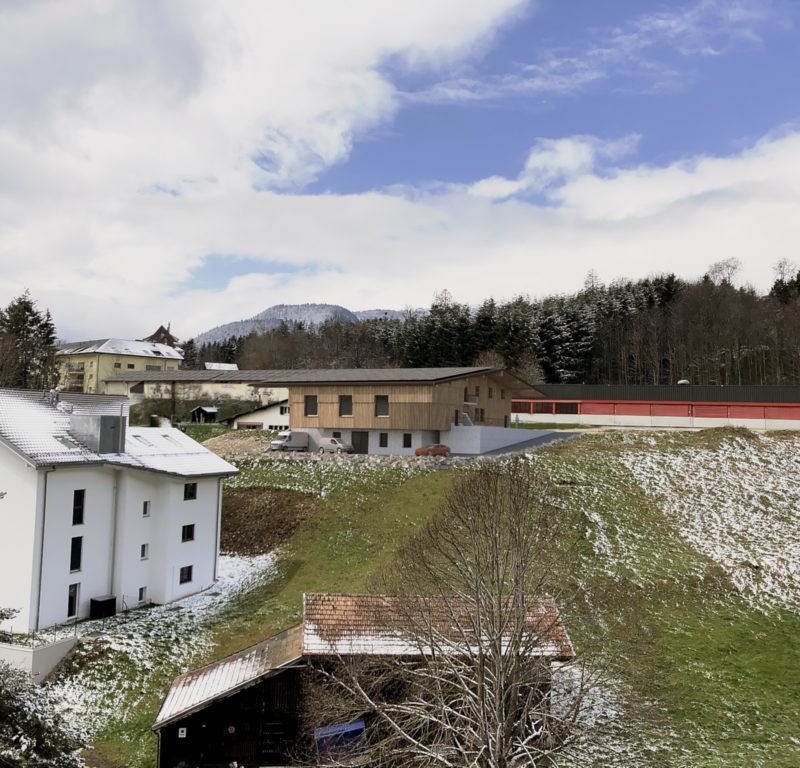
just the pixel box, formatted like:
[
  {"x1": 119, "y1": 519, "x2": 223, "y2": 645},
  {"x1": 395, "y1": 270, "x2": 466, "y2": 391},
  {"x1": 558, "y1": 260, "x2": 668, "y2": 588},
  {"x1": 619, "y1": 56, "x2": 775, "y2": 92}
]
[{"x1": 480, "y1": 430, "x2": 583, "y2": 456}]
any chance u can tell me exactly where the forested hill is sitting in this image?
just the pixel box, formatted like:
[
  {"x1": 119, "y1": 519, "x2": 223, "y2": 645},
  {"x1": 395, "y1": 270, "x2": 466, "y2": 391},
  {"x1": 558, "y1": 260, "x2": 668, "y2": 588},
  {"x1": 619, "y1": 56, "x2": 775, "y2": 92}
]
[{"x1": 185, "y1": 267, "x2": 800, "y2": 386}]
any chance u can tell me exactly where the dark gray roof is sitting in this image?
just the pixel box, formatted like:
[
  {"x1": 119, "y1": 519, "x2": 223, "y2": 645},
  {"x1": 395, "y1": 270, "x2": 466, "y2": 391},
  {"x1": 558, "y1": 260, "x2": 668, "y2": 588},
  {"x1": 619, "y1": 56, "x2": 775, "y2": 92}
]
[
  {"x1": 529, "y1": 384, "x2": 800, "y2": 404},
  {"x1": 105, "y1": 367, "x2": 531, "y2": 387}
]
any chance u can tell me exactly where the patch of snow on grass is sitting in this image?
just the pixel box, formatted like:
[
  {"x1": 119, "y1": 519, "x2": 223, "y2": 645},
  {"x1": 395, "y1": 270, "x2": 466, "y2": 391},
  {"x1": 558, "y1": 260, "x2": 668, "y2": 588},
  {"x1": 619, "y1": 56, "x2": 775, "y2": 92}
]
[
  {"x1": 46, "y1": 553, "x2": 277, "y2": 737},
  {"x1": 621, "y1": 435, "x2": 800, "y2": 610}
]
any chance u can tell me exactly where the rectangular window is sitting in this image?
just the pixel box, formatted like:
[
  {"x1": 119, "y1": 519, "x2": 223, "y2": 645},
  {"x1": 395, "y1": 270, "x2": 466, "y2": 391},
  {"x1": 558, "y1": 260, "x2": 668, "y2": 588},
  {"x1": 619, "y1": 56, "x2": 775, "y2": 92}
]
[
  {"x1": 67, "y1": 583, "x2": 79, "y2": 618},
  {"x1": 70, "y1": 536, "x2": 83, "y2": 572},
  {"x1": 403, "y1": 433, "x2": 412, "y2": 448},
  {"x1": 113, "y1": 362, "x2": 121, "y2": 369},
  {"x1": 279, "y1": 405, "x2": 290, "y2": 415},
  {"x1": 488, "y1": 387, "x2": 493, "y2": 399},
  {"x1": 375, "y1": 395, "x2": 389, "y2": 417},
  {"x1": 501, "y1": 389, "x2": 505, "y2": 400},
  {"x1": 127, "y1": 363, "x2": 135, "y2": 369},
  {"x1": 338, "y1": 394, "x2": 353, "y2": 417},
  {"x1": 183, "y1": 483, "x2": 197, "y2": 501},
  {"x1": 138, "y1": 586, "x2": 147, "y2": 603},
  {"x1": 304, "y1": 395, "x2": 318, "y2": 416},
  {"x1": 181, "y1": 524, "x2": 195, "y2": 543},
  {"x1": 179, "y1": 565, "x2": 193, "y2": 584},
  {"x1": 72, "y1": 489, "x2": 85, "y2": 526},
  {"x1": 140, "y1": 543, "x2": 149, "y2": 560},
  {"x1": 480, "y1": 408, "x2": 485, "y2": 422},
  {"x1": 142, "y1": 500, "x2": 151, "y2": 517},
  {"x1": 332, "y1": 431, "x2": 341, "y2": 439},
  {"x1": 475, "y1": 385, "x2": 480, "y2": 397},
  {"x1": 379, "y1": 432, "x2": 388, "y2": 448},
  {"x1": 145, "y1": 364, "x2": 160, "y2": 371}
]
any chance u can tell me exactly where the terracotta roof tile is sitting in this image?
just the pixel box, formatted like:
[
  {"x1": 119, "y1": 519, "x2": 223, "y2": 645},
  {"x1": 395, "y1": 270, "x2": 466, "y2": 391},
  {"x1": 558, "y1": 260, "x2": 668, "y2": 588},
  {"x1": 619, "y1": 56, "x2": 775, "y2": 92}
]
[{"x1": 303, "y1": 593, "x2": 574, "y2": 660}]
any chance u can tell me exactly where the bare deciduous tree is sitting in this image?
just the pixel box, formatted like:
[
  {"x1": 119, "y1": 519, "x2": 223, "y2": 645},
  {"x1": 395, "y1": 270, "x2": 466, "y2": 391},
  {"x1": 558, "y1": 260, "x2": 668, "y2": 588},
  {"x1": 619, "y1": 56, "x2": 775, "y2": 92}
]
[{"x1": 303, "y1": 460, "x2": 610, "y2": 767}]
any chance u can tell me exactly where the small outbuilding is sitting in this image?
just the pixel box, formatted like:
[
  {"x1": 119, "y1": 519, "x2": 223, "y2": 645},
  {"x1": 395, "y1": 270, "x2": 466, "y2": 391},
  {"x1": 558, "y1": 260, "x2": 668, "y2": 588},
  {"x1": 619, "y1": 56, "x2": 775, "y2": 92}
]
[
  {"x1": 224, "y1": 400, "x2": 290, "y2": 431},
  {"x1": 153, "y1": 593, "x2": 574, "y2": 767},
  {"x1": 190, "y1": 405, "x2": 218, "y2": 424}
]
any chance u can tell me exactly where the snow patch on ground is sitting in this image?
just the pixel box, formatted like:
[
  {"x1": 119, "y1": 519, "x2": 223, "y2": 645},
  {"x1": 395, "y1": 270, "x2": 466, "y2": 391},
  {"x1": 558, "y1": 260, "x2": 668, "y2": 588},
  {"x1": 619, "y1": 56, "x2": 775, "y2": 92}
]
[
  {"x1": 621, "y1": 435, "x2": 800, "y2": 610},
  {"x1": 46, "y1": 553, "x2": 277, "y2": 737}
]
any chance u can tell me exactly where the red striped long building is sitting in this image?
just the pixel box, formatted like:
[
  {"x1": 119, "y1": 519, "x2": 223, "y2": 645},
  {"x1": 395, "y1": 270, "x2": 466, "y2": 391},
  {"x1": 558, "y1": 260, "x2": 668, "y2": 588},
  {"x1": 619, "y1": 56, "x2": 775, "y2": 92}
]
[{"x1": 512, "y1": 384, "x2": 800, "y2": 429}]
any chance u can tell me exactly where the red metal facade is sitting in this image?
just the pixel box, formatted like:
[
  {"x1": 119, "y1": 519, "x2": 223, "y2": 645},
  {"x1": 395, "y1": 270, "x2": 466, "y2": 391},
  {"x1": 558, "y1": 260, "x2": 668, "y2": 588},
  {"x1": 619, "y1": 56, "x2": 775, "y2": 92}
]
[{"x1": 512, "y1": 399, "x2": 800, "y2": 420}]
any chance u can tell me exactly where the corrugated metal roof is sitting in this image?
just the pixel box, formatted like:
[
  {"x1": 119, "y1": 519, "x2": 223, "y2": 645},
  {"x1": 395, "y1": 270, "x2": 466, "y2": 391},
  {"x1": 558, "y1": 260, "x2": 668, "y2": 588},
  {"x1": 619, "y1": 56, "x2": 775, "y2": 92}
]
[
  {"x1": 529, "y1": 384, "x2": 800, "y2": 403},
  {"x1": 57, "y1": 338, "x2": 183, "y2": 360},
  {"x1": 303, "y1": 593, "x2": 574, "y2": 660},
  {"x1": 153, "y1": 625, "x2": 304, "y2": 729},
  {"x1": 0, "y1": 389, "x2": 236, "y2": 477},
  {"x1": 105, "y1": 367, "x2": 534, "y2": 388}
]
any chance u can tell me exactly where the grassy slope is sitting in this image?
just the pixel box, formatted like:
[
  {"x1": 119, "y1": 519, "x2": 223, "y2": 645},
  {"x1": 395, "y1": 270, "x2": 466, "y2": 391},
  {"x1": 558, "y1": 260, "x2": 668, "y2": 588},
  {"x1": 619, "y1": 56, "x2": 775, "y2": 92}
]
[
  {"x1": 91, "y1": 462, "x2": 453, "y2": 767},
  {"x1": 90, "y1": 431, "x2": 799, "y2": 767},
  {"x1": 534, "y1": 430, "x2": 800, "y2": 767}
]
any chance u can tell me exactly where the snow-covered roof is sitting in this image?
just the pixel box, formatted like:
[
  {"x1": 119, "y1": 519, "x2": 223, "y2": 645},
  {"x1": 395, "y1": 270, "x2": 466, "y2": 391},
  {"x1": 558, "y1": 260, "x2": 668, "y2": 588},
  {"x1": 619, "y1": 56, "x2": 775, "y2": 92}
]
[
  {"x1": 122, "y1": 427, "x2": 237, "y2": 477},
  {"x1": 204, "y1": 362, "x2": 238, "y2": 370},
  {"x1": 0, "y1": 388, "x2": 236, "y2": 478},
  {"x1": 57, "y1": 338, "x2": 183, "y2": 360},
  {"x1": 0, "y1": 389, "x2": 128, "y2": 467},
  {"x1": 153, "y1": 625, "x2": 303, "y2": 729}
]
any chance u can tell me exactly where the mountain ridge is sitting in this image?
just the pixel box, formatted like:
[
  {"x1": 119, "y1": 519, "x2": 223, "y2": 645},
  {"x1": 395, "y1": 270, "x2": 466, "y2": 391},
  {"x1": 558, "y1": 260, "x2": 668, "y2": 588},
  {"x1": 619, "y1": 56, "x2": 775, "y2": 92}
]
[{"x1": 193, "y1": 303, "x2": 412, "y2": 345}]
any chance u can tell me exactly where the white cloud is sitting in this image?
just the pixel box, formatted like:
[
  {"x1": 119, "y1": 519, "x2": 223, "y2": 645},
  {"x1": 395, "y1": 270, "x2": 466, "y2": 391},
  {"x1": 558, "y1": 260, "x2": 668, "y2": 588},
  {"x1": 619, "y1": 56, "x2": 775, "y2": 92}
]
[
  {"x1": 468, "y1": 134, "x2": 640, "y2": 200},
  {"x1": 0, "y1": 2, "x2": 798, "y2": 341},
  {"x1": 409, "y1": 0, "x2": 784, "y2": 103}
]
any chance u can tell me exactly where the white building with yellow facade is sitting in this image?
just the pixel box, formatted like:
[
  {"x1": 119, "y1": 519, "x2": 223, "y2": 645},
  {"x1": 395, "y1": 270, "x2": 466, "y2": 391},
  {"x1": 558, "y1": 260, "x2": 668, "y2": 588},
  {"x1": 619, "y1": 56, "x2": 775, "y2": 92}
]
[{"x1": 56, "y1": 339, "x2": 183, "y2": 393}]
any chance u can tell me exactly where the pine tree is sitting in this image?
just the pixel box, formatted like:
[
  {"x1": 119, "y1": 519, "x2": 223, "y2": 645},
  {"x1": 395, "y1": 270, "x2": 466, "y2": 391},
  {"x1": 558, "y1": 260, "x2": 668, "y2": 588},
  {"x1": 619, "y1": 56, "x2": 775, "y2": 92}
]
[
  {"x1": 181, "y1": 338, "x2": 199, "y2": 369},
  {"x1": 0, "y1": 291, "x2": 58, "y2": 389}
]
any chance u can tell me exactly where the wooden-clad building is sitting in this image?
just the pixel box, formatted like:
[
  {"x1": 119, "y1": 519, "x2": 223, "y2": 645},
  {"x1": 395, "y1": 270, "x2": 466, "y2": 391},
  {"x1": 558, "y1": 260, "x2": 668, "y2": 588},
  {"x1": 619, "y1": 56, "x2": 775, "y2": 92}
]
[{"x1": 106, "y1": 367, "x2": 540, "y2": 455}]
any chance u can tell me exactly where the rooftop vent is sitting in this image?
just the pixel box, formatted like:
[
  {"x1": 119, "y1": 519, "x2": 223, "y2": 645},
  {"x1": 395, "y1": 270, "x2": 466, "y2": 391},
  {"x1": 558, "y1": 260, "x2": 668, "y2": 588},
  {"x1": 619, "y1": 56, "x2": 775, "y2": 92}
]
[{"x1": 69, "y1": 414, "x2": 127, "y2": 454}]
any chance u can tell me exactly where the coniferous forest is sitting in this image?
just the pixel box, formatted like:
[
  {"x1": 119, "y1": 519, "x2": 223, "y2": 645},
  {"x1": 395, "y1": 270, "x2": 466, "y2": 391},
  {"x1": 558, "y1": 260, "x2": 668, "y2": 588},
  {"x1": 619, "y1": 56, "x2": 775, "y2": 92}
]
[{"x1": 188, "y1": 261, "x2": 800, "y2": 386}]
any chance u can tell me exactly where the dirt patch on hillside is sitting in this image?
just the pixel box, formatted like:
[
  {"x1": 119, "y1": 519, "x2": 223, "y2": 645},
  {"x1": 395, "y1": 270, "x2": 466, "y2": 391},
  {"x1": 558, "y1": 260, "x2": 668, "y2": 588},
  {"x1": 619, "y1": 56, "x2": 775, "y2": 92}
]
[
  {"x1": 81, "y1": 749, "x2": 124, "y2": 768},
  {"x1": 221, "y1": 487, "x2": 318, "y2": 555},
  {"x1": 204, "y1": 429, "x2": 277, "y2": 456}
]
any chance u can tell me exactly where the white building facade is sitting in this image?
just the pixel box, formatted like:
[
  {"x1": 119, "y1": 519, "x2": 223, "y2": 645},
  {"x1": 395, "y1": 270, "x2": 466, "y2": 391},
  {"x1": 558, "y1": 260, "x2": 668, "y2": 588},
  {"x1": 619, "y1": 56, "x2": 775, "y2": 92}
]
[{"x1": 0, "y1": 389, "x2": 236, "y2": 634}]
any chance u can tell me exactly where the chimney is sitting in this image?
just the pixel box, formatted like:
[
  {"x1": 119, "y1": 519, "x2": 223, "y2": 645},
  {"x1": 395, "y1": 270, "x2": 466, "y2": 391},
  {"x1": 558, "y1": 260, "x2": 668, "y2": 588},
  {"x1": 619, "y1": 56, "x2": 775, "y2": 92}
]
[{"x1": 69, "y1": 414, "x2": 127, "y2": 454}]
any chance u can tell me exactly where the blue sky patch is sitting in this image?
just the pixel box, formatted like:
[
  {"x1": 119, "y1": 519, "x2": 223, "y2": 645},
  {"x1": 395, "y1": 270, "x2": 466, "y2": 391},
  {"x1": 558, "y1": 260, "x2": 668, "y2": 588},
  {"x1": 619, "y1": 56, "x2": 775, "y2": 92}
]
[{"x1": 183, "y1": 254, "x2": 318, "y2": 293}]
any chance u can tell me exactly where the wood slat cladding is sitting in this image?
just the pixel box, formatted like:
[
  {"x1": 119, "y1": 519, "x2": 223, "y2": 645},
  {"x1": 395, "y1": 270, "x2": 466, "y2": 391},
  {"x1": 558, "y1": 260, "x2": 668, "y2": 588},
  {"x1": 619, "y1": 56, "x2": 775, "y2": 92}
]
[{"x1": 289, "y1": 373, "x2": 516, "y2": 431}]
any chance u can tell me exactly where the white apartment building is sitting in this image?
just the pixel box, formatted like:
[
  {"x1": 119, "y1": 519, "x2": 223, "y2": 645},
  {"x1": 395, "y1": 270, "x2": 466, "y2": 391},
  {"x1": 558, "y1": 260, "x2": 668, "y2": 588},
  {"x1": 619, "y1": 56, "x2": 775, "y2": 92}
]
[{"x1": 0, "y1": 389, "x2": 236, "y2": 634}]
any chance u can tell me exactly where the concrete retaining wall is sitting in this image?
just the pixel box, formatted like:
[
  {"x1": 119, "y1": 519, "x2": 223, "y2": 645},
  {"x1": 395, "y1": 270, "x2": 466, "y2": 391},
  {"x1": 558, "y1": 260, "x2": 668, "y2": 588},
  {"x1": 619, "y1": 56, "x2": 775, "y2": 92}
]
[
  {"x1": 0, "y1": 636, "x2": 78, "y2": 681},
  {"x1": 447, "y1": 425, "x2": 550, "y2": 454}
]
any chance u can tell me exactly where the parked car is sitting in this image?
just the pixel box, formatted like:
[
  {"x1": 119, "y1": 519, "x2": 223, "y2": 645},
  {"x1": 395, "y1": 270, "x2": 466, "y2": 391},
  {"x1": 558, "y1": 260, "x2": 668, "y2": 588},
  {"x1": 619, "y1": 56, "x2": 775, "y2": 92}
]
[
  {"x1": 415, "y1": 444, "x2": 451, "y2": 457},
  {"x1": 269, "y1": 430, "x2": 310, "y2": 452},
  {"x1": 317, "y1": 437, "x2": 354, "y2": 454}
]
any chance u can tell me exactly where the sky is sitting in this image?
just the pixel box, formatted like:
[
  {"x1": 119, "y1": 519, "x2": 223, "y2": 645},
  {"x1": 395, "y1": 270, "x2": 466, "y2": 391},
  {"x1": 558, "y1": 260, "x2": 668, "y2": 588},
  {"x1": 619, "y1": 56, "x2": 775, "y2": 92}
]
[{"x1": 1, "y1": 0, "x2": 799, "y2": 340}]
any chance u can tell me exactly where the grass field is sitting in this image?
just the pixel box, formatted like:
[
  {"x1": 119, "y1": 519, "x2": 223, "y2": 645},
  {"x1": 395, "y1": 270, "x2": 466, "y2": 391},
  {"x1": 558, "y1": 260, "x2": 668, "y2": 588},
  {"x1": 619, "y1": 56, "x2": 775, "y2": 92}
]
[{"x1": 55, "y1": 430, "x2": 800, "y2": 767}]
